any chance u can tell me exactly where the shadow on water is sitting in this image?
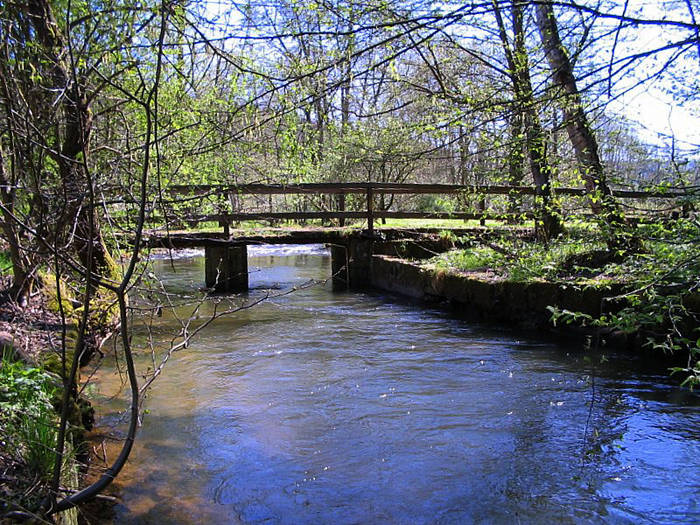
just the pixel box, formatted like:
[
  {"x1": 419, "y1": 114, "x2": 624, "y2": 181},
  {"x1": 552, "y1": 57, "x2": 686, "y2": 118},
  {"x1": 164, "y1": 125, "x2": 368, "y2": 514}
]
[{"x1": 92, "y1": 246, "x2": 700, "y2": 524}]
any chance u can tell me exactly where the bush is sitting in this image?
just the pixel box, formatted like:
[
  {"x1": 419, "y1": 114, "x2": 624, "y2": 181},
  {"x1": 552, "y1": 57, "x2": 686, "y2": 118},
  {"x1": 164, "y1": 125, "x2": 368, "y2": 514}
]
[
  {"x1": 0, "y1": 251, "x2": 11, "y2": 275},
  {"x1": 0, "y1": 351, "x2": 59, "y2": 481}
]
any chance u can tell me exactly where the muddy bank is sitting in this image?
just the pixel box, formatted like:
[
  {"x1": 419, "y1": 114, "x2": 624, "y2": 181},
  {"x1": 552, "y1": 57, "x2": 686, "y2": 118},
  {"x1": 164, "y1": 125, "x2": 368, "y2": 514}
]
[{"x1": 0, "y1": 279, "x2": 62, "y2": 364}]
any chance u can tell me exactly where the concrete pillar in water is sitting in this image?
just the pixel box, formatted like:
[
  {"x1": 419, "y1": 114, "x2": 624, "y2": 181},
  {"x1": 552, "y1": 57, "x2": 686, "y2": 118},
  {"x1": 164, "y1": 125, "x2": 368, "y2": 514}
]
[
  {"x1": 330, "y1": 239, "x2": 374, "y2": 291},
  {"x1": 347, "y1": 239, "x2": 373, "y2": 289},
  {"x1": 331, "y1": 244, "x2": 349, "y2": 291},
  {"x1": 205, "y1": 245, "x2": 248, "y2": 292}
]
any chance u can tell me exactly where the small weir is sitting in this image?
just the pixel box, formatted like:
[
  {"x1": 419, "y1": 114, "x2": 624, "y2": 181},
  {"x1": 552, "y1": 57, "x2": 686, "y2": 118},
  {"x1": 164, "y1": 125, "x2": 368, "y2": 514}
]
[{"x1": 92, "y1": 246, "x2": 699, "y2": 524}]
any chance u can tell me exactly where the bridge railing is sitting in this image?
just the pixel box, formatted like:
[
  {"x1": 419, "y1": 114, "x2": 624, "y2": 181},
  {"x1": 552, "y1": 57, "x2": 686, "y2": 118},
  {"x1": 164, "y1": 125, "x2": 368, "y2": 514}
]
[{"x1": 113, "y1": 182, "x2": 696, "y2": 234}]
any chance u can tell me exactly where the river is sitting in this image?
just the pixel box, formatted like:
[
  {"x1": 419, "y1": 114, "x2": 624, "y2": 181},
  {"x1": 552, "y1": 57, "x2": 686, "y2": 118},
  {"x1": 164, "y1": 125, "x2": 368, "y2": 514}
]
[{"x1": 91, "y1": 245, "x2": 700, "y2": 524}]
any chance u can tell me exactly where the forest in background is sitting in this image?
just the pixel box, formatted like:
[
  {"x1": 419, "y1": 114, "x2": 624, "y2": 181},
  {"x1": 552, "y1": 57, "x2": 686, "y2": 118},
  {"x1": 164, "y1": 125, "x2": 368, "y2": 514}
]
[
  {"x1": 0, "y1": 0, "x2": 698, "y2": 520},
  {"x1": 2, "y1": 0, "x2": 699, "y2": 278}
]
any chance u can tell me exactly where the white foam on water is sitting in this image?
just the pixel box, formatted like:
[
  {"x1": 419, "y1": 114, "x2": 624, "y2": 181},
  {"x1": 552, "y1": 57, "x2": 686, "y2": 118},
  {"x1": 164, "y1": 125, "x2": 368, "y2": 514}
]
[
  {"x1": 147, "y1": 244, "x2": 329, "y2": 260},
  {"x1": 248, "y1": 243, "x2": 329, "y2": 256},
  {"x1": 148, "y1": 248, "x2": 204, "y2": 260}
]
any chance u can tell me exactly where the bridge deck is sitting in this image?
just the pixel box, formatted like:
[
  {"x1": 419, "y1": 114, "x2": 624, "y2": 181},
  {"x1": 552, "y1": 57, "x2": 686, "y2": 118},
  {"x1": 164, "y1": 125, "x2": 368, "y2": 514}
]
[
  {"x1": 144, "y1": 226, "x2": 516, "y2": 249},
  {"x1": 146, "y1": 228, "x2": 350, "y2": 248}
]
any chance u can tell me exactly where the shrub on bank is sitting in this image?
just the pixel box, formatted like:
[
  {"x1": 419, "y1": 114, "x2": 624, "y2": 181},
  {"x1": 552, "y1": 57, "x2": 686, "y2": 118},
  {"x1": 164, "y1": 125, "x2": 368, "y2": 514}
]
[{"x1": 0, "y1": 349, "x2": 60, "y2": 512}]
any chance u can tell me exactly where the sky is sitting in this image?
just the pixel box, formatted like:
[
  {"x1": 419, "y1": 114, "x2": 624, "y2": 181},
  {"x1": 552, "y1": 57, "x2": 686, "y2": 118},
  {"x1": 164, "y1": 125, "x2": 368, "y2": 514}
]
[
  {"x1": 614, "y1": 89, "x2": 700, "y2": 151},
  {"x1": 604, "y1": 0, "x2": 700, "y2": 152}
]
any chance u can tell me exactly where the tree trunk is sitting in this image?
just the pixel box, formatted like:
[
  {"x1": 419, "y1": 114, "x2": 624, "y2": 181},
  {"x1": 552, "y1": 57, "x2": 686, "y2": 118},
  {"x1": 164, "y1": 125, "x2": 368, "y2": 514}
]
[
  {"x1": 493, "y1": 0, "x2": 563, "y2": 240},
  {"x1": 0, "y1": 20, "x2": 39, "y2": 303},
  {"x1": 26, "y1": 0, "x2": 114, "y2": 274},
  {"x1": 507, "y1": 111, "x2": 523, "y2": 221},
  {"x1": 534, "y1": 1, "x2": 631, "y2": 249},
  {"x1": 0, "y1": 186, "x2": 33, "y2": 303},
  {"x1": 340, "y1": 7, "x2": 356, "y2": 132}
]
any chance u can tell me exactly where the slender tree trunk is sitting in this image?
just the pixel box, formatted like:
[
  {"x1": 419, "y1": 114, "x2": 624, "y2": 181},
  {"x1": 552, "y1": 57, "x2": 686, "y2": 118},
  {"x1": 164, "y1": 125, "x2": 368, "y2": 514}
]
[
  {"x1": 493, "y1": 0, "x2": 563, "y2": 240},
  {"x1": 0, "y1": 181, "x2": 33, "y2": 302},
  {"x1": 340, "y1": 17, "x2": 354, "y2": 132},
  {"x1": 507, "y1": 111, "x2": 524, "y2": 221},
  {"x1": 534, "y1": 1, "x2": 631, "y2": 249},
  {"x1": 0, "y1": 23, "x2": 38, "y2": 303},
  {"x1": 340, "y1": 5, "x2": 356, "y2": 132},
  {"x1": 0, "y1": 102, "x2": 33, "y2": 302},
  {"x1": 458, "y1": 127, "x2": 469, "y2": 185},
  {"x1": 457, "y1": 128, "x2": 470, "y2": 222},
  {"x1": 0, "y1": 193, "x2": 31, "y2": 302},
  {"x1": 534, "y1": 1, "x2": 606, "y2": 201}
]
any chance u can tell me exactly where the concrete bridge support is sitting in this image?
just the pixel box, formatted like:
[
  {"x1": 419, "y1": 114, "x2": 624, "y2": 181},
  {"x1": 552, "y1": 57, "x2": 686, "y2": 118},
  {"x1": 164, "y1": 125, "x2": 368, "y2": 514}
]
[
  {"x1": 331, "y1": 239, "x2": 374, "y2": 291},
  {"x1": 331, "y1": 244, "x2": 349, "y2": 291},
  {"x1": 205, "y1": 245, "x2": 248, "y2": 292}
]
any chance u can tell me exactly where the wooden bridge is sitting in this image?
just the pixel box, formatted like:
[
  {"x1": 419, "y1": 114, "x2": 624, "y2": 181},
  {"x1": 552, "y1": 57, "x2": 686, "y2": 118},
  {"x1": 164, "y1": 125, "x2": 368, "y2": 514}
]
[
  {"x1": 132, "y1": 182, "x2": 694, "y2": 292},
  {"x1": 147, "y1": 226, "x2": 463, "y2": 293}
]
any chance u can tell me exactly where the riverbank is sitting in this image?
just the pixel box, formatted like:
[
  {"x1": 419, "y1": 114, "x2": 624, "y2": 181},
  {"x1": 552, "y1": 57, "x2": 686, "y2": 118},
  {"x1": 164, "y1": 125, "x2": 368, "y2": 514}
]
[
  {"x1": 0, "y1": 276, "x2": 60, "y2": 520},
  {"x1": 0, "y1": 276, "x2": 100, "y2": 523},
  {"x1": 367, "y1": 252, "x2": 698, "y2": 371}
]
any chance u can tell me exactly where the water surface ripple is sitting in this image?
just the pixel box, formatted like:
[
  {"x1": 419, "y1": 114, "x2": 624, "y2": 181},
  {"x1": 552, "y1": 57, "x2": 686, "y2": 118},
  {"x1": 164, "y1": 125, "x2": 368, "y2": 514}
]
[{"x1": 93, "y1": 247, "x2": 700, "y2": 524}]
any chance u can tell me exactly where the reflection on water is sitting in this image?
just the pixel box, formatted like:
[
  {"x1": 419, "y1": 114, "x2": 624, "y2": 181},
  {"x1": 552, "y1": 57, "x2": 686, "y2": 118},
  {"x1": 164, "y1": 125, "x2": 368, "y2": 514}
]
[{"x1": 92, "y1": 246, "x2": 700, "y2": 524}]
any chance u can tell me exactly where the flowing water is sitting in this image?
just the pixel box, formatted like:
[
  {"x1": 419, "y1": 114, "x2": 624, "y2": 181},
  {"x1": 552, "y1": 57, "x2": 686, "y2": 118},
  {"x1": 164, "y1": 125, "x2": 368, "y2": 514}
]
[{"x1": 91, "y1": 246, "x2": 700, "y2": 524}]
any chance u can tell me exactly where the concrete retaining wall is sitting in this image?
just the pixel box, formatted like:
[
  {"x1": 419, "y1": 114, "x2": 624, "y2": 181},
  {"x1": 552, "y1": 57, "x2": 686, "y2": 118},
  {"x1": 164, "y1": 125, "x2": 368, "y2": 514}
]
[{"x1": 370, "y1": 255, "x2": 622, "y2": 329}]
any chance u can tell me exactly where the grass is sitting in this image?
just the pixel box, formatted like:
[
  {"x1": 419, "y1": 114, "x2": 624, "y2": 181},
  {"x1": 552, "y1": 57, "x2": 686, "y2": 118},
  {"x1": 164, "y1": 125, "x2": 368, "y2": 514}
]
[
  {"x1": 0, "y1": 250, "x2": 12, "y2": 275},
  {"x1": 377, "y1": 218, "x2": 528, "y2": 229},
  {"x1": 0, "y1": 350, "x2": 59, "y2": 482},
  {"x1": 19, "y1": 409, "x2": 58, "y2": 480},
  {"x1": 433, "y1": 232, "x2": 608, "y2": 282}
]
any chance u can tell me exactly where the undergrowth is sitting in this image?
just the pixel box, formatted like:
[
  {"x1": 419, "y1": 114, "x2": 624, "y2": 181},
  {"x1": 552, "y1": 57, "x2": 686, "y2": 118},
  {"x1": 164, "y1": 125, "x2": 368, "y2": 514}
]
[
  {"x1": 0, "y1": 251, "x2": 11, "y2": 275},
  {"x1": 433, "y1": 230, "x2": 608, "y2": 282},
  {"x1": 0, "y1": 350, "x2": 60, "y2": 512}
]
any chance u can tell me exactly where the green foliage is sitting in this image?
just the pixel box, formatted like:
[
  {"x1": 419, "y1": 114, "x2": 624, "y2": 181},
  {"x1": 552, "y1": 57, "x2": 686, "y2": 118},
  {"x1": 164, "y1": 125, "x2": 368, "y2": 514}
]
[
  {"x1": 433, "y1": 232, "x2": 606, "y2": 281},
  {"x1": 18, "y1": 408, "x2": 58, "y2": 481},
  {"x1": 591, "y1": 218, "x2": 700, "y2": 388},
  {"x1": 0, "y1": 353, "x2": 55, "y2": 416},
  {"x1": 381, "y1": 218, "x2": 493, "y2": 229},
  {"x1": 435, "y1": 217, "x2": 700, "y2": 387},
  {"x1": 0, "y1": 351, "x2": 59, "y2": 481},
  {"x1": 0, "y1": 251, "x2": 11, "y2": 275},
  {"x1": 435, "y1": 245, "x2": 503, "y2": 273},
  {"x1": 416, "y1": 195, "x2": 456, "y2": 213}
]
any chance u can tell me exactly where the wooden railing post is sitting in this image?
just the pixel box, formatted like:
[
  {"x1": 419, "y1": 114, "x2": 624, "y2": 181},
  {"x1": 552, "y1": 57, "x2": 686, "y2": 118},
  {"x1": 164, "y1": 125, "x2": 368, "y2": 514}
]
[
  {"x1": 217, "y1": 201, "x2": 230, "y2": 236},
  {"x1": 479, "y1": 195, "x2": 486, "y2": 226},
  {"x1": 338, "y1": 194, "x2": 346, "y2": 227},
  {"x1": 366, "y1": 184, "x2": 374, "y2": 235}
]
